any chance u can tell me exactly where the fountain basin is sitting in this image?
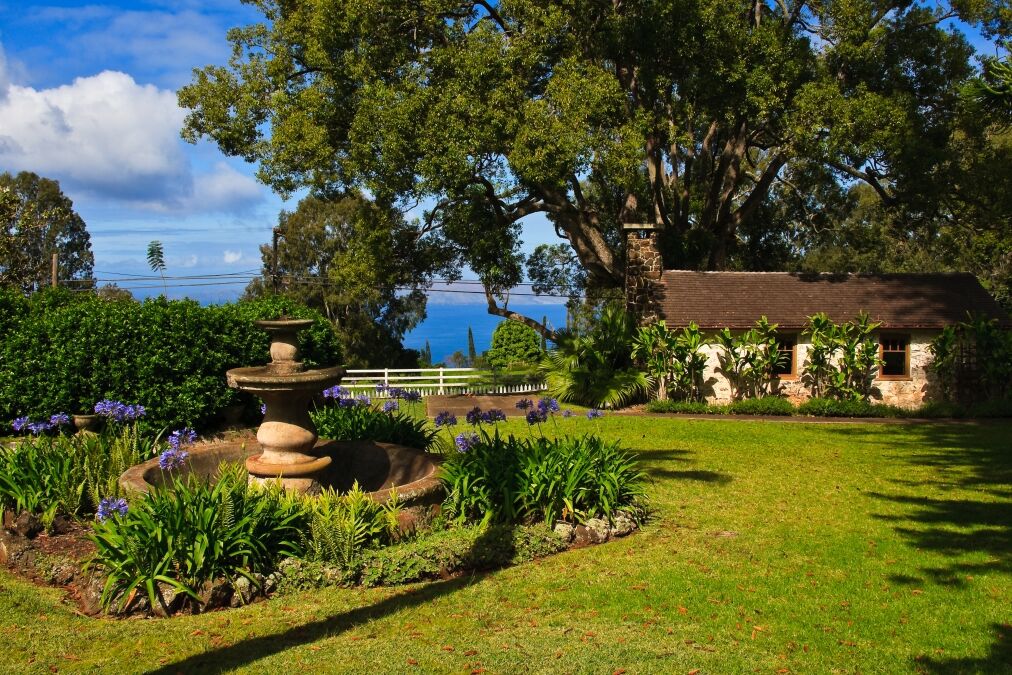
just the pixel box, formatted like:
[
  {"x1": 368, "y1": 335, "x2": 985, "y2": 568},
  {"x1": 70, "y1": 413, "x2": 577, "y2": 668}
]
[{"x1": 119, "y1": 439, "x2": 445, "y2": 518}]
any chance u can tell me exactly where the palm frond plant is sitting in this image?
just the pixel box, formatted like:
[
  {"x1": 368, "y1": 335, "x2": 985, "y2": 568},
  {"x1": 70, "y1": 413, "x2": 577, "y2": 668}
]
[{"x1": 540, "y1": 306, "x2": 649, "y2": 409}]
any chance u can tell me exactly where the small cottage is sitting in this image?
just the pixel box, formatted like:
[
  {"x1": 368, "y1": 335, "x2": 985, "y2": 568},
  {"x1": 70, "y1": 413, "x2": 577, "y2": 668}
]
[{"x1": 622, "y1": 224, "x2": 1011, "y2": 407}]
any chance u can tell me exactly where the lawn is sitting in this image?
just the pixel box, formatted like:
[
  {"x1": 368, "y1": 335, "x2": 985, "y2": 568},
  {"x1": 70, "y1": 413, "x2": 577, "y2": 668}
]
[{"x1": 0, "y1": 417, "x2": 1008, "y2": 673}]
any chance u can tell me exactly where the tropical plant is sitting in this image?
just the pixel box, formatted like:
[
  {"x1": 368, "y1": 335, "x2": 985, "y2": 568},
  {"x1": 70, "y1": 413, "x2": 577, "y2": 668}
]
[
  {"x1": 540, "y1": 305, "x2": 649, "y2": 408},
  {"x1": 714, "y1": 317, "x2": 786, "y2": 401},
  {"x1": 89, "y1": 465, "x2": 306, "y2": 613},
  {"x1": 801, "y1": 312, "x2": 881, "y2": 402},
  {"x1": 631, "y1": 321, "x2": 679, "y2": 401},
  {"x1": 146, "y1": 240, "x2": 166, "y2": 295}
]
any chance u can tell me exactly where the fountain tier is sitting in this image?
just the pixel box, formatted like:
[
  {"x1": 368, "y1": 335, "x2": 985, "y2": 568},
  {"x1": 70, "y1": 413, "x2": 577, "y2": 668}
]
[{"x1": 225, "y1": 318, "x2": 344, "y2": 492}]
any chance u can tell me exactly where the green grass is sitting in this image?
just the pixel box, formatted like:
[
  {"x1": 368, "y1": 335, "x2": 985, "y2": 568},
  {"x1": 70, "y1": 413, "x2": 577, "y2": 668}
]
[{"x1": 1, "y1": 417, "x2": 1009, "y2": 673}]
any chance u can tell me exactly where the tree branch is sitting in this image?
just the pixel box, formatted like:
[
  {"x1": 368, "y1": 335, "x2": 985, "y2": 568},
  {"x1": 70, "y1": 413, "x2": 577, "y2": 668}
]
[
  {"x1": 828, "y1": 160, "x2": 896, "y2": 205},
  {"x1": 484, "y1": 286, "x2": 558, "y2": 340}
]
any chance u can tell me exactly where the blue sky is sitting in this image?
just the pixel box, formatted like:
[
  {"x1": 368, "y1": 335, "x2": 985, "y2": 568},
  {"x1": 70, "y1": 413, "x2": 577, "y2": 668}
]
[{"x1": 0, "y1": 2, "x2": 998, "y2": 304}]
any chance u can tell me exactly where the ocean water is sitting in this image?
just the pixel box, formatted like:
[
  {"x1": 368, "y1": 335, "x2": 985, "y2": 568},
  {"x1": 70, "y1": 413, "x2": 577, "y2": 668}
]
[{"x1": 403, "y1": 303, "x2": 568, "y2": 364}]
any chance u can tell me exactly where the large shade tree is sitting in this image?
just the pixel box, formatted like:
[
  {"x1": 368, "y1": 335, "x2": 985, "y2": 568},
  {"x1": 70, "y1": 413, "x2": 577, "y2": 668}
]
[
  {"x1": 0, "y1": 171, "x2": 94, "y2": 294},
  {"x1": 179, "y1": 0, "x2": 1008, "y2": 333}
]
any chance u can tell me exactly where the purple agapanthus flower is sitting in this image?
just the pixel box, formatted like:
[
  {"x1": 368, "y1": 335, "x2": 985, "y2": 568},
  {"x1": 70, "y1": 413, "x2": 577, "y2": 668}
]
[
  {"x1": 322, "y1": 385, "x2": 350, "y2": 399},
  {"x1": 48, "y1": 412, "x2": 71, "y2": 427},
  {"x1": 562, "y1": 409, "x2": 574, "y2": 418},
  {"x1": 168, "y1": 427, "x2": 197, "y2": 452},
  {"x1": 586, "y1": 408, "x2": 604, "y2": 419},
  {"x1": 383, "y1": 400, "x2": 399, "y2": 413},
  {"x1": 454, "y1": 432, "x2": 479, "y2": 453},
  {"x1": 375, "y1": 383, "x2": 389, "y2": 394},
  {"x1": 434, "y1": 411, "x2": 457, "y2": 427},
  {"x1": 27, "y1": 421, "x2": 51, "y2": 435},
  {"x1": 537, "y1": 398, "x2": 560, "y2": 415},
  {"x1": 11, "y1": 416, "x2": 29, "y2": 432},
  {"x1": 401, "y1": 390, "x2": 422, "y2": 402},
  {"x1": 465, "y1": 406, "x2": 483, "y2": 425},
  {"x1": 355, "y1": 394, "x2": 372, "y2": 406},
  {"x1": 260, "y1": 403, "x2": 267, "y2": 415},
  {"x1": 515, "y1": 398, "x2": 533, "y2": 411},
  {"x1": 94, "y1": 400, "x2": 145, "y2": 422},
  {"x1": 96, "y1": 497, "x2": 128, "y2": 522},
  {"x1": 481, "y1": 409, "x2": 507, "y2": 423},
  {"x1": 525, "y1": 409, "x2": 547, "y2": 425},
  {"x1": 158, "y1": 448, "x2": 190, "y2": 470}
]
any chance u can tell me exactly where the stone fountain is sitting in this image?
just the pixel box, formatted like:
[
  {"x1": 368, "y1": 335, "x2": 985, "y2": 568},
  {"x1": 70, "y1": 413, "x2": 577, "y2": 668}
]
[
  {"x1": 225, "y1": 319, "x2": 343, "y2": 493},
  {"x1": 119, "y1": 318, "x2": 443, "y2": 519}
]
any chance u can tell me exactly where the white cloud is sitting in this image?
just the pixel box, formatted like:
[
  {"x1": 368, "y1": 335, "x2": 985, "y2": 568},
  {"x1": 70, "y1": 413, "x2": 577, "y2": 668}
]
[
  {"x1": 0, "y1": 68, "x2": 265, "y2": 213},
  {"x1": 223, "y1": 250, "x2": 243, "y2": 264},
  {"x1": 177, "y1": 254, "x2": 199, "y2": 268}
]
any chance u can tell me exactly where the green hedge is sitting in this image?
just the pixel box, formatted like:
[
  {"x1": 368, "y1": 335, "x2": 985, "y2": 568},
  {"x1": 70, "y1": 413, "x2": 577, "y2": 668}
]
[
  {"x1": 0, "y1": 289, "x2": 341, "y2": 431},
  {"x1": 646, "y1": 395, "x2": 1012, "y2": 419}
]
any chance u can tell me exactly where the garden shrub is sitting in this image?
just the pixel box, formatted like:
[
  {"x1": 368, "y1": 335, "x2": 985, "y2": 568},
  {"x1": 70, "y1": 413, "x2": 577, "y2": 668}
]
[
  {"x1": 796, "y1": 398, "x2": 905, "y2": 418},
  {"x1": 486, "y1": 320, "x2": 544, "y2": 369},
  {"x1": 726, "y1": 396, "x2": 796, "y2": 416},
  {"x1": 89, "y1": 464, "x2": 306, "y2": 613},
  {"x1": 0, "y1": 288, "x2": 341, "y2": 431},
  {"x1": 440, "y1": 431, "x2": 645, "y2": 526},
  {"x1": 311, "y1": 404, "x2": 437, "y2": 450}
]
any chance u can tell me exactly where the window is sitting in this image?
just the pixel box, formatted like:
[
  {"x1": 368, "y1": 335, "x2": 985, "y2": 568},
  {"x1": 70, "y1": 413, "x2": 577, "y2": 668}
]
[
  {"x1": 773, "y1": 337, "x2": 797, "y2": 378},
  {"x1": 879, "y1": 335, "x2": 910, "y2": 378}
]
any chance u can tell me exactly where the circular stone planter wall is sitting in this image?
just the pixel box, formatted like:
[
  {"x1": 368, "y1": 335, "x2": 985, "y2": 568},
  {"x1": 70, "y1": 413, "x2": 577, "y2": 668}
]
[{"x1": 119, "y1": 440, "x2": 444, "y2": 526}]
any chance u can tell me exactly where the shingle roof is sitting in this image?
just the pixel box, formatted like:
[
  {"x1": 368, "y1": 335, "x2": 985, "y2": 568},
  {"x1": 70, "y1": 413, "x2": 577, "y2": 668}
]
[{"x1": 658, "y1": 271, "x2": 1011, "y2": 330}]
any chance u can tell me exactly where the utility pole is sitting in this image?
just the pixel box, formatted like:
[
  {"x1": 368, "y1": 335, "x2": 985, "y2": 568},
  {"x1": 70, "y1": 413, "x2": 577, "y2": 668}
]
[
  {"x1": 51, "y1": 253, "x2": 58, "y2": 288},
  {"x1": 271, "y1": 226, "x2": 281, "y2": 294}
]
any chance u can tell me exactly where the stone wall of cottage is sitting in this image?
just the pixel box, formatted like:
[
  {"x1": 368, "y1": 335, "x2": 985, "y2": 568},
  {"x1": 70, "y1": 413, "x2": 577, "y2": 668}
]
[{"x1": 696, "y1": 329, "x2": 939, "y2": 408}]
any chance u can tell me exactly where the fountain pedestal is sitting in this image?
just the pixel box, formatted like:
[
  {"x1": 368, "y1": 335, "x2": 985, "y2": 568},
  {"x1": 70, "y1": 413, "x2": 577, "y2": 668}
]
[{"x1": 226, "y1": 319, "x2": 344, "y2": 493}]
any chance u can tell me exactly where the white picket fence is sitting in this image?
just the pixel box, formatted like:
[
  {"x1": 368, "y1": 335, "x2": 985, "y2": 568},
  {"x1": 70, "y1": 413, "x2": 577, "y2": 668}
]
[{"x1": 342, "y1": 368, "x2": 546, "y2": 397}]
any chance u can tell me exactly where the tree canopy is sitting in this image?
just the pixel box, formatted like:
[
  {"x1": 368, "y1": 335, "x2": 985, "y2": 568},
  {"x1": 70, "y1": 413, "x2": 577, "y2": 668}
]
[
  {"x1": 180, "y1": 1, "x2": 1010, "y2": 328},
  {"x1": 0, "y1": 171, "x2": 94, "y2": 294},
  {"x1": 244, "y1": 192, "x2": 451, "y2": 366}
]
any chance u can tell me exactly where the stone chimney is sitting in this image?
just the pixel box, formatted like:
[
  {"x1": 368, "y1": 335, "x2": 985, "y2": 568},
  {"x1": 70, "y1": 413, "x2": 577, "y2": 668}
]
[{"x1": 623, "y1": 223, "x2": 662, "y2": 325}]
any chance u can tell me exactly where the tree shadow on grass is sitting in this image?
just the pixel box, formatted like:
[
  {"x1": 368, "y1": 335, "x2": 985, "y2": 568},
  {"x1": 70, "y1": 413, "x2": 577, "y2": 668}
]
[
  {"x1": 146, "y1": 573, "x2": 484, "y2": 674},
  {"x1": 648, "y1": 468, "x2": 733, "y2": 484},
  {"x1": 147, "y1": 522, "x2": 521, "y2": 673},
  {"x1": 913, "y1": 622, "x2": 1011, "y2": 674},
  {"x1": 822, "y1": 423, "x2": 1011, "y2": 664}
]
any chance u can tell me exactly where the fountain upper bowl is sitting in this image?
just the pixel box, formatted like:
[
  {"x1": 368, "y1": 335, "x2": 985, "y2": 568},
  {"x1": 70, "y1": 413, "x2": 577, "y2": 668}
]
[{"x1": 225, "y1": 365, "x2": 345, "y2": 392}]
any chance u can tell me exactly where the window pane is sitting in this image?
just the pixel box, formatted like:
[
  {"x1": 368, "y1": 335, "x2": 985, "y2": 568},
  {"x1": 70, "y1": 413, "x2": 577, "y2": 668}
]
[{"x1": 882, "y1": 351, "x2": 906, "y2": 376}]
